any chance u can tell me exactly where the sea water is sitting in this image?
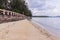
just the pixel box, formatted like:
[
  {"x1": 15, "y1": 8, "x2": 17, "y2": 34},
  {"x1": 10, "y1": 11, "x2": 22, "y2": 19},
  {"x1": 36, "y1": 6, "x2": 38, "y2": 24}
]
[{"x1": 32, "y1": 17, "x2": 60, "y2": 37}]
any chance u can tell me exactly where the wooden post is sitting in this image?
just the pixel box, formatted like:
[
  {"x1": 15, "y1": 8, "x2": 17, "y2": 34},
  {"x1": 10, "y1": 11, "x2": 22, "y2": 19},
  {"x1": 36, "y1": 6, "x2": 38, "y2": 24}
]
[
  {"x1": 5, "y1": 11, "x2": 8, "y2": 16},
  {"x1": 9, "y1": 12, "x2": 11, "y2": 16},
  {"x1": 0, "y1": 10, "x2": 4, "y2": 16}
]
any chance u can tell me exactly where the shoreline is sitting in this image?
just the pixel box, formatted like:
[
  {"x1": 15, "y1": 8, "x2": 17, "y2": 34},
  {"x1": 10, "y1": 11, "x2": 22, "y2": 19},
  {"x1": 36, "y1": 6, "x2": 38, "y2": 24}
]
[
  {"x1": 31, "y1": 20, "x2": 60, "y2": 40},
  {"x1": 0, "y1": 19, "x2": 59, "y2": 40},
  {"x1": 31, "y1": 22, "x2": 56, "y2": 40}
]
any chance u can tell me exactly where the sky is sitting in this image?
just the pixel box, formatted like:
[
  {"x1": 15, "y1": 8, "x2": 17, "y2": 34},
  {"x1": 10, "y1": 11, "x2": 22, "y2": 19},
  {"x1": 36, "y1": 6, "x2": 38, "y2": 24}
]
[{"x1": 26, "y1": 0, "x2": 60, "y2": 16}]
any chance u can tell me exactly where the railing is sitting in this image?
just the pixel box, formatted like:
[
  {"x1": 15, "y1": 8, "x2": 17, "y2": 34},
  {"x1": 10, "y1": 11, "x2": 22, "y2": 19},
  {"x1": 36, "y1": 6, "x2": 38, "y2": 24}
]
[{"x1": 0, "y1": 9, "x2": 21, "y2": 16}]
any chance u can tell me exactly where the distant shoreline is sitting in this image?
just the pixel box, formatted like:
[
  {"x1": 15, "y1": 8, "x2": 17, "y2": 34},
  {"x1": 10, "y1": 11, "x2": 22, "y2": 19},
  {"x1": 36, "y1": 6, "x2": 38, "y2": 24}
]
[{"x1": 32, "y1": 16, "x2": 60, "y2": 18}]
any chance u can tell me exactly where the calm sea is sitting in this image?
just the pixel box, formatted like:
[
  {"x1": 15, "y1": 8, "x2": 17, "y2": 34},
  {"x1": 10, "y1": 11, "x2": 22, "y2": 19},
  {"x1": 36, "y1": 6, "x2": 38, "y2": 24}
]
[{"x1": 32, "y1": 17, "x2": 60, "y2": 36}]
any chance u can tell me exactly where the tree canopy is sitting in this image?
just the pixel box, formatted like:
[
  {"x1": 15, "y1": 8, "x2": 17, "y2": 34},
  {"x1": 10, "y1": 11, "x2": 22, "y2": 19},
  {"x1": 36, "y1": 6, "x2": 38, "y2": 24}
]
[{"x1": 0, "y1": 0, "x2": 32, "y2": 17}]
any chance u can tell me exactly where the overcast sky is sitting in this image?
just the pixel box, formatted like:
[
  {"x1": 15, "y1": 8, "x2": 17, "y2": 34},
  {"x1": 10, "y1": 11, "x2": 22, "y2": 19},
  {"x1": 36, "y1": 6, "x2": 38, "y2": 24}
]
[{"x1": 26, "y1": 0, "x2": 60, "y2": 16}]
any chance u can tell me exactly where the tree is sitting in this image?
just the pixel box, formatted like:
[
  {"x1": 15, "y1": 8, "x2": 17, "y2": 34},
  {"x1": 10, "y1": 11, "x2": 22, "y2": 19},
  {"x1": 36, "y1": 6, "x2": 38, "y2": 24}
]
[
  {"x1": 0, "y1": 0, "x2": 8, "y2": 9},
  {"x1": 10, "y1": 0, "x2": 32, "y2": 16},
  {"x1": 0, "y1": 0, "x2": 32, "y2": 17}
]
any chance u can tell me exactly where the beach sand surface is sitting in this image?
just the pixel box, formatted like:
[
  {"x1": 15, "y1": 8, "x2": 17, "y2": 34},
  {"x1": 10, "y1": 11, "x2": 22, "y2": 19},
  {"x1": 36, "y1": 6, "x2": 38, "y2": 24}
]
[{"x1": 0, "y1": 19, "x2": 59, "y2": 40}]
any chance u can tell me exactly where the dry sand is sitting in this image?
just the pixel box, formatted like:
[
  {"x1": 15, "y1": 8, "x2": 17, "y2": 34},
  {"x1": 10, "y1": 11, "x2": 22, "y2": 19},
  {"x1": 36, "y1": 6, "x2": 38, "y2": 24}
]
[{"x1": 0, "y1": 19, "x2": 59, "y2": 40}]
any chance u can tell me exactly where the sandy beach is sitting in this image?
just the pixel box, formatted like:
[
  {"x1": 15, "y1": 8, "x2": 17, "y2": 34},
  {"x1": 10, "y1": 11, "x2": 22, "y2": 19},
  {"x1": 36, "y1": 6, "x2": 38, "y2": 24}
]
[{"x1": 0, "y1": 19, "x2": 59, "y2": 40}]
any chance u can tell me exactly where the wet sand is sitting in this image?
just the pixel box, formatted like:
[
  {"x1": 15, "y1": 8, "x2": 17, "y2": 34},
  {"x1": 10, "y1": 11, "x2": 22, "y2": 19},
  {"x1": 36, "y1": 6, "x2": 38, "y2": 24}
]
[{"x1": 0, "y1": 19, "x2": 59, "y2": 40}]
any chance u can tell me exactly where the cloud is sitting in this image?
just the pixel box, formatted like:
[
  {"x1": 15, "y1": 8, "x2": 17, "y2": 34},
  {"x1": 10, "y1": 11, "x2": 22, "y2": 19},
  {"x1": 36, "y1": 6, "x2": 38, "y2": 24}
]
[
  {"x1": 45, "y1": 0, "x2": 60, "y2": 16},
  {"x1": 30, "y1": 8, "x2": 48, "y2": 16},
  {"x1": 26, "y1": 0, "x2": 46, "y2": 16},
  {"x1": 26, "y1": 0, "x2": 60, "y2": 16}
]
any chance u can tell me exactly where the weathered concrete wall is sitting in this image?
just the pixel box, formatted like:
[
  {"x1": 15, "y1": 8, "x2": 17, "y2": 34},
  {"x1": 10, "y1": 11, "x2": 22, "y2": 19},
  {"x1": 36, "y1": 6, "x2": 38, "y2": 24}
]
[{"x1": 0, "y1": 9, "x2": 28, "y2": 23}]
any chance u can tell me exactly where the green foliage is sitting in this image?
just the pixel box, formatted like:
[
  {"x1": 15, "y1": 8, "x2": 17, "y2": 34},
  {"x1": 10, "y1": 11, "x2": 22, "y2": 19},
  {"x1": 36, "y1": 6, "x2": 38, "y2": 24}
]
[
  {"x1": 0, "y1": 0, "x2": 8, "y2": 9},
  {"x1": 0, "y1": 0, "x2": 32, "y2": 17}
]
